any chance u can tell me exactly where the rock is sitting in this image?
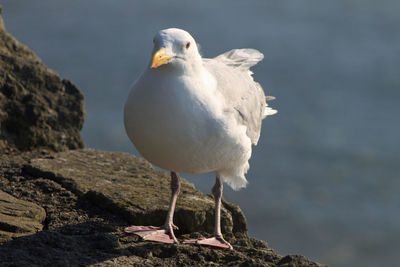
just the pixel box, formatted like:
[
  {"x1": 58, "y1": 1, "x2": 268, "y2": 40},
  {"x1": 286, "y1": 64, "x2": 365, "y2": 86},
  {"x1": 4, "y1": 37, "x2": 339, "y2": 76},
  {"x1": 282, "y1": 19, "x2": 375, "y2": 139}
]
[
  {"x1": 25, "y1": 149, "x2": 247, "y2": 236},
  {"x1": 0, "y1": 8, "x2": 85, "y2": 151},
  {"x1": 0, "y1": 189, "x2": 46, "y2": 243},
  {"x1": 0, "y1": 150, "x2": 326, "y2": 267}
]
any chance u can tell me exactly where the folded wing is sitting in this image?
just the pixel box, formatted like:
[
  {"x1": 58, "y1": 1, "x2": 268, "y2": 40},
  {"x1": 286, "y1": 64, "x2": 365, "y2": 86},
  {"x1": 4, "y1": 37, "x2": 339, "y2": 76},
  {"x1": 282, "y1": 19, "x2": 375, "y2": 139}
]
[{"x1": 204, "y1": 49, "x2": 277, "y2": 145}]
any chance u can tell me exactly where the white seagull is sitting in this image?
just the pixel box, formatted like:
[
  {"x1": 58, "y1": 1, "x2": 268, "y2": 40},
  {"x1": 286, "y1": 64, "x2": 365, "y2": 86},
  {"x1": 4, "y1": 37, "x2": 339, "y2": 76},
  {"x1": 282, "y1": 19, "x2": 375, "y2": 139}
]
[{"x1": 124, "y1": 28, "x2": 276, "y2": 249}]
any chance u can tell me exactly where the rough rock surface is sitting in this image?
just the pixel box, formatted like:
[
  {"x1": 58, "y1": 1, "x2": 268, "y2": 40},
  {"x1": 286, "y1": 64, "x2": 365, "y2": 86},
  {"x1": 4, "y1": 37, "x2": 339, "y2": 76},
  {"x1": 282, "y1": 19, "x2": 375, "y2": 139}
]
[
  {"x1": 0, "y1": 189, "x2": 46, "y2": 243},
  {"x1": 0, "y1": 7, "x2": 85, "y2": 151},
  {"x1": 25, "y1": 149, "x2": 246, "y2": 236},
  {"x1": 0, "y1": 149, "x2": 325, "y2": 267}
]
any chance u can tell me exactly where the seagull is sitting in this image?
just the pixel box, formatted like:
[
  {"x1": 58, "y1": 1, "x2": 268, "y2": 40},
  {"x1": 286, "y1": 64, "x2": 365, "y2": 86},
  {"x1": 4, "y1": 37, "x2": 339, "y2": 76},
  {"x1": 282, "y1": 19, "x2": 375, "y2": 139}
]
[{"x1": 124, "y1": 28, "x2": 276, "y2": 249}]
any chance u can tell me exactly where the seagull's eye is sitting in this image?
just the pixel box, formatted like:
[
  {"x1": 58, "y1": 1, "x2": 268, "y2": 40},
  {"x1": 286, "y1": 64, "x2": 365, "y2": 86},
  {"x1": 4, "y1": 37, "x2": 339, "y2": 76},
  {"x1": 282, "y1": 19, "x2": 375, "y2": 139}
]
[{"x1": 185, "y1": 42, "x2": 191, "y2": 49}]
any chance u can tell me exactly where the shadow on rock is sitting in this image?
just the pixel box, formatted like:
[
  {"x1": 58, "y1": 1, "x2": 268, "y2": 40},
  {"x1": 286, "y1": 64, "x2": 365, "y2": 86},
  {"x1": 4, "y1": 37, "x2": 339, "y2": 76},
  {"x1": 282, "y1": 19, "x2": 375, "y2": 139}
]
[{"x1": 0, "y1": 221, "x2": 121, "y2": 266}]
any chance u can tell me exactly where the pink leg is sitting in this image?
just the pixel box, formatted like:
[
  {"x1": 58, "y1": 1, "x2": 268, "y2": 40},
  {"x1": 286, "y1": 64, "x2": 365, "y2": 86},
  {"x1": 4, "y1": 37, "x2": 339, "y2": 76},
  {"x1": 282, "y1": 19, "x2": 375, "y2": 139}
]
[
  {"x1": 184, "y1": 175, "x2": 233, "y2": 249},
  {"x1": 125, "y1": 171, "x2": 181, "y2": 244}
]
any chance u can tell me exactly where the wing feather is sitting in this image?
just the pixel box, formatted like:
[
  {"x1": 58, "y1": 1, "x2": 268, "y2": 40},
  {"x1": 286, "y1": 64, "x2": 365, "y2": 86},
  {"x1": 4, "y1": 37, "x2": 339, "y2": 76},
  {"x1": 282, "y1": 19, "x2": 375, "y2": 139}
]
[{"x1": 204, "y1": 49, "x2": 276, "y2": 145}]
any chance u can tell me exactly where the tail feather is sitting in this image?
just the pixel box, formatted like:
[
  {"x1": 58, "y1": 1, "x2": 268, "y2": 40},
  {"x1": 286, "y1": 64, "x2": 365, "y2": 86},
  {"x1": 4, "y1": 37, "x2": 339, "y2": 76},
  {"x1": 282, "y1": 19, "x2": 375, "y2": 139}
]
[
  {"x1": 264, "y1": 96, "x2": 277, "y2": 117},
  {"x1": 264, "y1": 106, "x2": 277, "y2": 117}
]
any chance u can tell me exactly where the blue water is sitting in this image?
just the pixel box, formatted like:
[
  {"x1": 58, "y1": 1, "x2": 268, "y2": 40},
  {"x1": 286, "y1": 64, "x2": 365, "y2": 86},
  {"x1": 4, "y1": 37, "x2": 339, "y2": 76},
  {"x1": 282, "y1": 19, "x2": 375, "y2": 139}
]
[{"x1": 2, "y1": 1, "x2": 400, "y2": 266}]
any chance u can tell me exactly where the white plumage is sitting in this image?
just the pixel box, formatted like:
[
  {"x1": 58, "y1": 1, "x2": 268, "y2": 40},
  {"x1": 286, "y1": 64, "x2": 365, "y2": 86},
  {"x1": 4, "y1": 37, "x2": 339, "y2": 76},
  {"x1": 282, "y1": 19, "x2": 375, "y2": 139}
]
[
  {"x1": 124, "y1": 28, "x2": 276, "y2": 190},
  {"x1": 123, "y1": 28, "x2": 276, "y2": 249}
]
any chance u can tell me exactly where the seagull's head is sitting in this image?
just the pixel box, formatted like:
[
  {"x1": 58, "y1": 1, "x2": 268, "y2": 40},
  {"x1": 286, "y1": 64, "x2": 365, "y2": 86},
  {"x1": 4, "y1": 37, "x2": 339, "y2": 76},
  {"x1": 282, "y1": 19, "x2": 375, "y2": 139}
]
[{"x1": 149, "y1": 28, "x2": 201, "y2": 72}]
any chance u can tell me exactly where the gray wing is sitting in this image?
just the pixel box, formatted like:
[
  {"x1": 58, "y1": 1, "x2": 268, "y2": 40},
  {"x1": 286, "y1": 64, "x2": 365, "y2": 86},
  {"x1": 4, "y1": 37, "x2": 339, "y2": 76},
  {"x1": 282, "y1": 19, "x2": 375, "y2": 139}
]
[{"x1": 204, "y1": 49, "x2": 276, "y2": 145}]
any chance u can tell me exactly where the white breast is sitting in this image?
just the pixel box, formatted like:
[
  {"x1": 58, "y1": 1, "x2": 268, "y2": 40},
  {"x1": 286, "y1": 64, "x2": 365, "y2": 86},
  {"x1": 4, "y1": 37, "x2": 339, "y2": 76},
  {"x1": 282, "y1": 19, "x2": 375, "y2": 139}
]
[{"x1": 124, "y1": 69, "x2": 249, "y2": 174}]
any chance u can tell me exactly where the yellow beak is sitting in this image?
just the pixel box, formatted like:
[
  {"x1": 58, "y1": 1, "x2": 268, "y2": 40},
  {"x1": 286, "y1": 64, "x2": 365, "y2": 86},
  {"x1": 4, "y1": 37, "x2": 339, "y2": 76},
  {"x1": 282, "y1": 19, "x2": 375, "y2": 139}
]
[{"x1": 151, "y1": 48, "x2": 174, "y2": 69}]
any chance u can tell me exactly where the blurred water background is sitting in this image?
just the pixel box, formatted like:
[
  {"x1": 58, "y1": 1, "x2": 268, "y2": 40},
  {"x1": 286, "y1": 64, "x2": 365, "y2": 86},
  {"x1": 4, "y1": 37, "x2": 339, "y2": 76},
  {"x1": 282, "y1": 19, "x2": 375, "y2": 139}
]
[{"x1": 2, "y1": 1, "x2": 400, "y2": 266}]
